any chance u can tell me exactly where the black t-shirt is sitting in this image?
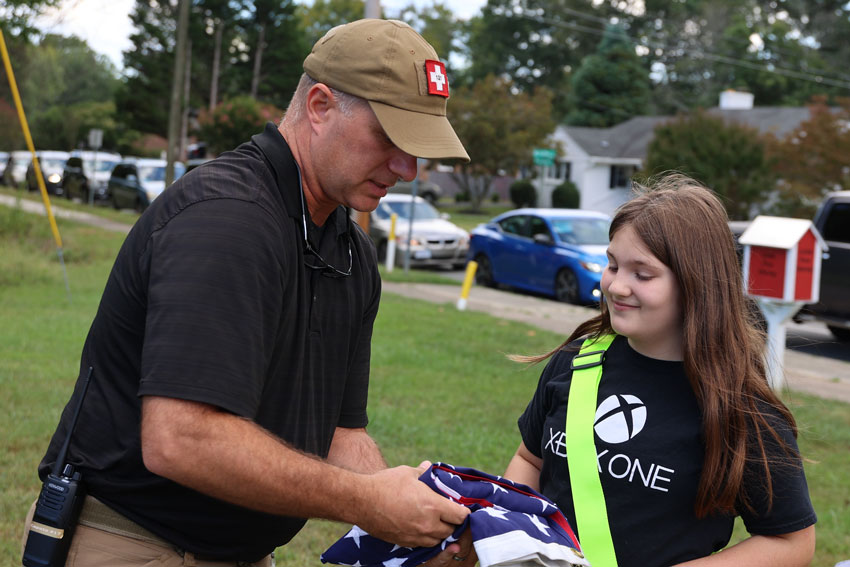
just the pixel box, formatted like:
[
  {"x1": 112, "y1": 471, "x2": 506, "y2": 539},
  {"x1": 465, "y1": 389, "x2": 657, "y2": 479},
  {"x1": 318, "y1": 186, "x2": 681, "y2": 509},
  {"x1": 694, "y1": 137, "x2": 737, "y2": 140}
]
[
  {"x1": 518, "y1": 336, "x2": 817, "y2": 567},
  {"x1": 38, "y1": 123, "x2": 381, "y2": 561}
]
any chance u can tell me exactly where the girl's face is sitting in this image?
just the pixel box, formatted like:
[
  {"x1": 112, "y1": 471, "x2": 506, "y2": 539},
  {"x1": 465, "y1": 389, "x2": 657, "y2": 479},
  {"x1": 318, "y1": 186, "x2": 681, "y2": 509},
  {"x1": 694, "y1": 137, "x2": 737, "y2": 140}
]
[{"x1": 601, "y1": 224, "x2": 684, "y2": 361}]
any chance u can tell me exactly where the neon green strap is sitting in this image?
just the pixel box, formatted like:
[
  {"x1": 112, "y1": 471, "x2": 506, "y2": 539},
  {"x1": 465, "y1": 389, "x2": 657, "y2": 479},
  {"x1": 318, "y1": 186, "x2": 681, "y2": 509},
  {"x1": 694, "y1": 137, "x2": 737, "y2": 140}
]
[{"x1": 566, "y1": 334, "x2": 618, "y2": 567}]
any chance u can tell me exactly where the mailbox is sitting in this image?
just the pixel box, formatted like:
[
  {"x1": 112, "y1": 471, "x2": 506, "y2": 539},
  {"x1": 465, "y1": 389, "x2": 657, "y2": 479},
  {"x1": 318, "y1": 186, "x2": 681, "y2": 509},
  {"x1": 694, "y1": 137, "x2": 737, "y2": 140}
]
[{"x1": 739, "y1": 216, "x2": 826, "y2": 303}]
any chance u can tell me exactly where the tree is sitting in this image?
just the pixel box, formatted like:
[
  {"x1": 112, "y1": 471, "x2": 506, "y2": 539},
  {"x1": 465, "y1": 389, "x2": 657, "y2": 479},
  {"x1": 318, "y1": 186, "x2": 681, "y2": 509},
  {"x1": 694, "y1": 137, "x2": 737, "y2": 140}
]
[
  {"x1": 464, "y1": 0, "x2": 611, "y2": 118},
  {"x1": 765, "y1": 96, "x2": 850, "y2": 217},
  {"x1": 240, "y1": 0, "x2": 306, "y2": 107},
  {"x1": 644, "y1": 110, "x2": 776, "y2": 220},
  {"x1": 0, "y1": 0, "x2": 61, "y2": 39},
  {"x1": 447, "y1": 75, "x2": 557, "y2": 212},
  {"x1": 566, "y1": 23, "x2": 651, "y2": 127},
  {"x1": 297, "y1": 0, "x2": 365, "y2": 47},
  {"x1": 117, "y1": 0, "x2": 181, "y2": 137}
]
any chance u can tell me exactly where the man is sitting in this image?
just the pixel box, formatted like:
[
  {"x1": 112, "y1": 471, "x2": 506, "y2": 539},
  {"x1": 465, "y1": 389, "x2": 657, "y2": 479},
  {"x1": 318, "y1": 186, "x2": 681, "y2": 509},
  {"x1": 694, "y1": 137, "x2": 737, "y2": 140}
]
[{"x1": 25, "y1": 19, "x2": 472, "y2": 566}]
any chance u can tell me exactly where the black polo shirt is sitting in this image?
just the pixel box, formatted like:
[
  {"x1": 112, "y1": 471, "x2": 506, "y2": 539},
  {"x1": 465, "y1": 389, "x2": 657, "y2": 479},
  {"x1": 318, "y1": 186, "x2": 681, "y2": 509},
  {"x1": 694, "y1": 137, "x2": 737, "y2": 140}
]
[{"x1": 38, "y1": 122, "x2": 382, "y2": 561}]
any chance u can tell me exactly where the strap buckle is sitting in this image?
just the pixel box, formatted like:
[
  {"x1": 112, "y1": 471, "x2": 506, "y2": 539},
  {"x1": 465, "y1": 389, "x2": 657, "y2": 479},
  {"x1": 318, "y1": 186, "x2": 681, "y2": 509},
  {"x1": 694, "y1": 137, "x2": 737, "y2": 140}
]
[{"x1": 571, "y1": 349, "x2": 606, "y2": 370}]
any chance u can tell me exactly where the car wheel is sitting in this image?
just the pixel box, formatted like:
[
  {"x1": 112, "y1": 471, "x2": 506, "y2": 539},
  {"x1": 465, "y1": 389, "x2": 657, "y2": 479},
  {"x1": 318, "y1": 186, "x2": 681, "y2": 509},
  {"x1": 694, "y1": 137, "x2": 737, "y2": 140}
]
[
  {"x1": 554, "y1": 268, "x2": 579, "y2": 304},
  {"x1": 421, "y1": 191, "x2": 438, "y2": 205},
  {"x1": 474, "y1": 254, "x2": 494, "y2": 287},
  {"x1": 828, "y1": 325, "x2": 850, "y2": 342}
]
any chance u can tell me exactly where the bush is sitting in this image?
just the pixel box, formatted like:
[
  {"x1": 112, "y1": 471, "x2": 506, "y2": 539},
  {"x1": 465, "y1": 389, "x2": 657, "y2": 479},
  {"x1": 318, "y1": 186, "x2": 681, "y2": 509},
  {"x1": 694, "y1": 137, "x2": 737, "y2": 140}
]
[
  {"x1": 198, "y1": 96, "x2": 283, "y2": 155},
  {"x1": 455, "y1": 190, "x2": 470, "y2": 203},
  {"x1": 552, "y1": 180, "x2": 580, "y2": 208},
  {"x1": 509, "y1": 180, "x2": 537, "y2": 208}
]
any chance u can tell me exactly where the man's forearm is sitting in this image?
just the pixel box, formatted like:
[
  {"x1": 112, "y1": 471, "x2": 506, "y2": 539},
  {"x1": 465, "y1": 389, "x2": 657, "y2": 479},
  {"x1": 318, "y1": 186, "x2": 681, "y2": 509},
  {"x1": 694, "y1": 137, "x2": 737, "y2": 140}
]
[
  {"x1": 327, "y1": 427, "x2": 387, "y2": 474},
  {"x1": 140, "y1": 396, "x2": 470, "y2": 548}
]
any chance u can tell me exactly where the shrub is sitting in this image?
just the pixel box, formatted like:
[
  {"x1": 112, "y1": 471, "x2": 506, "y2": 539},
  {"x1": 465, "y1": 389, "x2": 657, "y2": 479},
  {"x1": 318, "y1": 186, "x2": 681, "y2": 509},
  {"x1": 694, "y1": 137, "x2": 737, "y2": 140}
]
[
  {"x1": 509, "y1": 180, "x2": 537, "y2": 208},
  {"x1": 198, "y1": 96, "x2": 283, "y2": 155},
  {"x1": 552, "y1": 180, "x2": 580, "y2": 208}
]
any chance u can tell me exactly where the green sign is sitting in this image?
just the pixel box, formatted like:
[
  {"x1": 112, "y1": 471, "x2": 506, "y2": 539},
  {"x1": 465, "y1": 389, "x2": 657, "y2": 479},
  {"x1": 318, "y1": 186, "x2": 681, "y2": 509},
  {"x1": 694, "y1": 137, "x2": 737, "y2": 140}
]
[{"x1": 533, "y1": 148, "x2": 557, "y2": 166}]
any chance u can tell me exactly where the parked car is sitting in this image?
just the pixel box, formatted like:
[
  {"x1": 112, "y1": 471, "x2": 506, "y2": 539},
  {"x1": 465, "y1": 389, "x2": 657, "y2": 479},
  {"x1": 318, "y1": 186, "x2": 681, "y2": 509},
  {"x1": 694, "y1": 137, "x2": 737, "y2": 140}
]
[
  {"x1": 26, "y1": 150, "x2": 70, "y2": 195},
  {"x1": 469, "y1": 208, "x2": 611, "y2": 304},
  {"x1": 367, "y1": 194, "x2": 469, "y2": 269},
  {"x1": 387, "y1": 179, "x2": 443, "y2": 205},
  {"x1": 108, "y1": 158, "x2": 186, "y2": 211},
  {"x1": 3, "y1": 150, "x2": 32, "y2": 188},
  {"x1": 62, "y1": 150, "x2": 122, "y2": 203}
]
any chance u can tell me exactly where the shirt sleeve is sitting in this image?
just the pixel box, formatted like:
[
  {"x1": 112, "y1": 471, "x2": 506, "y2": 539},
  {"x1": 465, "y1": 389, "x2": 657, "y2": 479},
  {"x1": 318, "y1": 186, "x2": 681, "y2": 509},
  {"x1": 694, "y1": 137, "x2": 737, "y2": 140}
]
[
  {"x1": 138, "y1": 198, "x2": 289, "y2": 418},
  {"x1": 738, "y1": 405, "x2": 818, "y2": 536},
  {"x1": 518, "y1": 351, "x2": 573, "y2": 459}
]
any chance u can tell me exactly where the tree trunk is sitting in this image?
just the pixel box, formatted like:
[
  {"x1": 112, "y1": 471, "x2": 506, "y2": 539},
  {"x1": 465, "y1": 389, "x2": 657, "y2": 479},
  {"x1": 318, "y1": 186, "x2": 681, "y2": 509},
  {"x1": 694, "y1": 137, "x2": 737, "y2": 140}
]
[
  {"x1": 210, "y1": 19, "x2": 222, "y2": 110},
  {"x1": 250, "y1": 22, "x2": 265, "y2": 99},
  {"x1": 179, "y1": 39, "x2": 192, "y2": 161},
  {"x1": 167, "y1": 0, "x2": 189, "y2": 186}
]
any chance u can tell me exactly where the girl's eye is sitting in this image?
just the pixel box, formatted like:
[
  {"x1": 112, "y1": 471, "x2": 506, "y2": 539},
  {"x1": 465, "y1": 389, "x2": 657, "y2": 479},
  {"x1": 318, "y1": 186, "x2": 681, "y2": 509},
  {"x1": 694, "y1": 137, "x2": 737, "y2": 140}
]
[{"x1": 636, "y1": 273, "x2": 652, "y2": 281}]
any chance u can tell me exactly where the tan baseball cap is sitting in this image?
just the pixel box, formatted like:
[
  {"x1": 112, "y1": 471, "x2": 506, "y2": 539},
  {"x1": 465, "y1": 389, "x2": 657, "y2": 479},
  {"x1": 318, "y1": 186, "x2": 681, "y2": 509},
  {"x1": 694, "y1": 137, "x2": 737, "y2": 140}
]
[{"x1": 303, "y1": 19, "x2": 470, "y2": 162}]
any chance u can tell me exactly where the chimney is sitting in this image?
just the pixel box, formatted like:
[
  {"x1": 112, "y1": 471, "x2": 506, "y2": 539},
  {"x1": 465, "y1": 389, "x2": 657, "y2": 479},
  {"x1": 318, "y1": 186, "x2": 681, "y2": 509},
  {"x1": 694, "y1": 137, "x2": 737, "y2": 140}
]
[{"x1": 719, "y1": 89, "x2": 754, "y2": 109}]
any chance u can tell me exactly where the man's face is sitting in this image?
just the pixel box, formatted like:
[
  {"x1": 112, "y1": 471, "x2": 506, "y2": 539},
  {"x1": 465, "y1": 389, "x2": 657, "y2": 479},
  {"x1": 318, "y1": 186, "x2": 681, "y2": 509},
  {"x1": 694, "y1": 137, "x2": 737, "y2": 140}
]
[{"x1": 312, "y1": 101, "x2": 418, "y2": 213}]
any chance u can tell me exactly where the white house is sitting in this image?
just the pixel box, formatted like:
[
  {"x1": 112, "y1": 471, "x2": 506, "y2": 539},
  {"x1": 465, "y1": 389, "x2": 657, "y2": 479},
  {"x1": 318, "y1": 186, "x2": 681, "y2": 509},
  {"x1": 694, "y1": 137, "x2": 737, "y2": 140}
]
[{"x1": 535, "y1": 91, "x2": 819, "y2": 217}]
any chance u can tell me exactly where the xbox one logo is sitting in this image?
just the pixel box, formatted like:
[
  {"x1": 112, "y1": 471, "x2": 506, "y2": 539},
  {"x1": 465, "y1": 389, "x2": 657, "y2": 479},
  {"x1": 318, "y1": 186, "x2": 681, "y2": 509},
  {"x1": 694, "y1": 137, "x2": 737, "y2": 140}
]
[{"x1": 594, "y1": 394, "x2": 646, "y2": 444}]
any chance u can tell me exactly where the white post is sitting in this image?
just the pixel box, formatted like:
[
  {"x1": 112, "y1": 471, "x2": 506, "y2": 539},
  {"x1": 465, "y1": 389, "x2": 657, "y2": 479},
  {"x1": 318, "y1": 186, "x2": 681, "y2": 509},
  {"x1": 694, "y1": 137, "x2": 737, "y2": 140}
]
[{"x1": 757, "y1": 299, "x2": 804, "y2": 391}]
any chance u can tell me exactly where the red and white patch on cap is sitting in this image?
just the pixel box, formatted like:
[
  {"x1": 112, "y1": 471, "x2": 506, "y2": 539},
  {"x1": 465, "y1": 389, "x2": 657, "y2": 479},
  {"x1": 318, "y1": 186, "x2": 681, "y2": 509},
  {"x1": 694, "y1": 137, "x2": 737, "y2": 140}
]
[{"x1": 425, "y1": 60, "x2": 449, "y2": 97}]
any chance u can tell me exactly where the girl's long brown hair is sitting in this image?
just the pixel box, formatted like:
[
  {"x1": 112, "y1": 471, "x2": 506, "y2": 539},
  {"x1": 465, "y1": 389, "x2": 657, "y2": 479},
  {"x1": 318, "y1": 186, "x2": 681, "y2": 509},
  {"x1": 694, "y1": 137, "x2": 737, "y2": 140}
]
[{"x1": 522, "y1": 174, "x2": 798, "y2": 517}]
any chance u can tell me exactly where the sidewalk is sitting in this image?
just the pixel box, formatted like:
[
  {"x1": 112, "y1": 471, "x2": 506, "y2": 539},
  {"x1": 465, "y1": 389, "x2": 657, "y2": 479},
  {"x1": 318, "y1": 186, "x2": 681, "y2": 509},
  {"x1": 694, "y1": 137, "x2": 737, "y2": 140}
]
[{"x1": 382, "y1": 281, "x2": 850, "y2": 404}]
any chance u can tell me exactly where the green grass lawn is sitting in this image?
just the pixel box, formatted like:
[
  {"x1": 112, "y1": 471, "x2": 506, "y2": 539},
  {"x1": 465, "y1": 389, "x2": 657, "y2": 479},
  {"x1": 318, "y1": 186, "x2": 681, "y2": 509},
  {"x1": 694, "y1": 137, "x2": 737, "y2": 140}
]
[{"x1": 1, "y1": 202, "x2": 848, "y2": 566}]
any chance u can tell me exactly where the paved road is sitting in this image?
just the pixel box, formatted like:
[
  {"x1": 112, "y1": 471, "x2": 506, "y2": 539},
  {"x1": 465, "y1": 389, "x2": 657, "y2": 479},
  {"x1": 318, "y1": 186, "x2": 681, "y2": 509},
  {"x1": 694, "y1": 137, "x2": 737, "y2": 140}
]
[
  {"x1": 382, "y1": 279, "x2": 850, "y2": 404},
  {"x1": 5, "y1": 194, "x2": 847, "y2": 402}
]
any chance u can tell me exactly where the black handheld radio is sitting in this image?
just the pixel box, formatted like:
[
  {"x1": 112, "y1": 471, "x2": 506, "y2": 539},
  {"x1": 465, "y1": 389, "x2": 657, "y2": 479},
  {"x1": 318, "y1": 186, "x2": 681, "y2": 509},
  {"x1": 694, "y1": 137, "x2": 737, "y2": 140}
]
[{"x1": 22, "y1": 367, "x2": 93, "y2": 567}]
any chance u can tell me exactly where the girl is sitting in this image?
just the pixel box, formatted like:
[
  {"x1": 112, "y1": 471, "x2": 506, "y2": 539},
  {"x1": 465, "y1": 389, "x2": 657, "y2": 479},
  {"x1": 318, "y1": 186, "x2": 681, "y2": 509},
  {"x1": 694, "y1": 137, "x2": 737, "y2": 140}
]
[{"x1": 505, "y1": 175, "x2": 816, "y2": 566}]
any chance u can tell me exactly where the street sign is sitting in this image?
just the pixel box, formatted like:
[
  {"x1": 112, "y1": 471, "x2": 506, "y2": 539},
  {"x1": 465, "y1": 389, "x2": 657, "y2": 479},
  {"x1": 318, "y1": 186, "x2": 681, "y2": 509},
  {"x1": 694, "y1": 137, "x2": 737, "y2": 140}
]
[
  {"x1": 88, "y1": 128, "x2": 103, "y2": 149},
  {"x1": 533, "y1": 148, "x2": 557, "y2": 166}
]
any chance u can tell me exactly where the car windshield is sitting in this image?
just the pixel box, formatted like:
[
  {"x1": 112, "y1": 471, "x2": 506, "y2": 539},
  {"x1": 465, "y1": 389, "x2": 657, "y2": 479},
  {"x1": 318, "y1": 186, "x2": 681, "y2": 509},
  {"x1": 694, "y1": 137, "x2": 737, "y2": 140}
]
[
  {"x1": 138, "y1": 163, "x2": 185, "y2": 182},
  {"x1": 375, "y1": 199, "x2": 441, "y2": 221},
  {"x1": 549, "y1": 217, "x2": 610, "y2": 245},
  {"x1": 40, "y1": 158, "x2": 67, "y2": 170},
  {"x1": 84, "y1": 159, "x2": 120, "y2": 173}
]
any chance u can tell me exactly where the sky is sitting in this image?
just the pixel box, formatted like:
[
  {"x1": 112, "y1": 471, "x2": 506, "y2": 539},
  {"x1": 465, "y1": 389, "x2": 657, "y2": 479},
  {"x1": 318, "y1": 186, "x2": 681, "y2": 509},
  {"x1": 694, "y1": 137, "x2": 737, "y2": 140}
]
[{"x1": 35, "y1": 0, "x2": 488, "y2": 72}]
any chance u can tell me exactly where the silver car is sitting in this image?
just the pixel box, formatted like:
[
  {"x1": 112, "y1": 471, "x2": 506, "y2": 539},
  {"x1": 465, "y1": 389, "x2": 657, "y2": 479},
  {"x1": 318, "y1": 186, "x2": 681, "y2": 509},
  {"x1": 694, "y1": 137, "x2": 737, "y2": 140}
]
[{"x1": 369, "y1": 194, "x2": 469, "y2": 269}]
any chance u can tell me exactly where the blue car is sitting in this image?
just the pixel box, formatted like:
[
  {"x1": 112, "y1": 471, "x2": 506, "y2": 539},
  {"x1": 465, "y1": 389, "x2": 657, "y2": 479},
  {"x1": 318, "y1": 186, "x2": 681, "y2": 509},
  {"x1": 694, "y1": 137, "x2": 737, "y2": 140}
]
[{"x1": 468, "y1": 208, "x2": 611, "y2": 304}]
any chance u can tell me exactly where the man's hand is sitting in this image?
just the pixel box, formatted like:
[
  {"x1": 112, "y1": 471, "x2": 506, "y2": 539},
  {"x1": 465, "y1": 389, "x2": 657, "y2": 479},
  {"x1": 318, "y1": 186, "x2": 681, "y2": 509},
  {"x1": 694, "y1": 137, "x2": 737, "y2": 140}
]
[
  {"x1": 422, "y1": 527, "x2": 477, "y2": 567},
  {"x1": 357, "y1": 461, "x2": 470, "y2": 548}
]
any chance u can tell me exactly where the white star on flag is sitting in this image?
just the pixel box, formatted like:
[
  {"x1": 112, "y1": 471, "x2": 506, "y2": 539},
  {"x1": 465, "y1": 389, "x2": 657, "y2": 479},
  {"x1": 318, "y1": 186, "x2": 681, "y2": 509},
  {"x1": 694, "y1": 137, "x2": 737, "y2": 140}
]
[
  {"x1": 491, "y1": 483, "x2": 509, "y2": 495},
  {"x1": 382, "y1": 557, "x2": 407, "y2": 567},
  {"x1": 538, "y1": 498, "x2": 553, "y2": 513},
  {"x1": 345, "y1": 525, "x2": 369, "y2": 548},
  {"x1": 482, "y1": 506, "x2": 510, "y2": 521},
  {"x1": 524, "y1": 513, "x2": 551, "y2": 536}
]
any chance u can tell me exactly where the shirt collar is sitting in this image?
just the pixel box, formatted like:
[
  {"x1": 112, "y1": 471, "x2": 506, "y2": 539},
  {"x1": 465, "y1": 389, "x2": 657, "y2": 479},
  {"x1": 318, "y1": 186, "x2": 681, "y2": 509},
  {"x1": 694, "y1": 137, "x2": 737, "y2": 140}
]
[{"x1": 251, "y1": 121, "x2": 348, "y2": 237}]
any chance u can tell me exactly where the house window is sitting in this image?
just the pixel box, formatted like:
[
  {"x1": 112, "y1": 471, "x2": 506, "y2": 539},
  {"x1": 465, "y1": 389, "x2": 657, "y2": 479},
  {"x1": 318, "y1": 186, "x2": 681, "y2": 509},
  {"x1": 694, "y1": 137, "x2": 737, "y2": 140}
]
[
  {"x1": 557, "y1": 161, "x2": 571, "y2": 181},
  {"x1": 610, "y1": 165, "x2": 637, "y2": 189}
]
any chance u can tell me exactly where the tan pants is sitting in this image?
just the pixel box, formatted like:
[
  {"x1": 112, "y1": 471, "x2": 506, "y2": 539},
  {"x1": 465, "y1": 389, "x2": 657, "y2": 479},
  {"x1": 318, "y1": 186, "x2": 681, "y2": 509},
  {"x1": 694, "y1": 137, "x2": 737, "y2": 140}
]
[{"x1": 22, "y1": 500, "x2": 274, "y2": 567}]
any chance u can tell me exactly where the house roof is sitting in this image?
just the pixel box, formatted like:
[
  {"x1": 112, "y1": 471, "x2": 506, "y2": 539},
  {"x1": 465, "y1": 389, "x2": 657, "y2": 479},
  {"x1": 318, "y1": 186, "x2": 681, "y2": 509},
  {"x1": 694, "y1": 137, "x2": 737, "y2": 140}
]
[{"x1": 563, "y1": 107, "x2": 815, "y2": 161}]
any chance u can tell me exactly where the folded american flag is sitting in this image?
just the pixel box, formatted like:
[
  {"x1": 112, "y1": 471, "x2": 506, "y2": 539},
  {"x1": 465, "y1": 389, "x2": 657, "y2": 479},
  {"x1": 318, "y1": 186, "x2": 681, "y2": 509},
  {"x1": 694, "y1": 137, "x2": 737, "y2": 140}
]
[{"x1": 321, "y1": 462, "x2": 590, "y2": 567}]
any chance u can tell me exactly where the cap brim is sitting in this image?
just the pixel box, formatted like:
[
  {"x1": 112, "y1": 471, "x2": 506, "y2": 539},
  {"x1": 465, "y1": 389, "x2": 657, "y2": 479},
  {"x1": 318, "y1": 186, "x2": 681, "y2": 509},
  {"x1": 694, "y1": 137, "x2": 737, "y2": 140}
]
[{"x1": 369, "y1": 101, "x2": 470, "y2": 163}]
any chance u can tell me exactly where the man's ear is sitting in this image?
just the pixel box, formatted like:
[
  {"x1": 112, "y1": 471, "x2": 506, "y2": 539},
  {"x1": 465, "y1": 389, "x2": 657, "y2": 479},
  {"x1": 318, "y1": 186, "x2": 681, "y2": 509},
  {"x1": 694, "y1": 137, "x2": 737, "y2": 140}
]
[{"x1": 305, "y1": 83, "x2": 336, "y2": 132}]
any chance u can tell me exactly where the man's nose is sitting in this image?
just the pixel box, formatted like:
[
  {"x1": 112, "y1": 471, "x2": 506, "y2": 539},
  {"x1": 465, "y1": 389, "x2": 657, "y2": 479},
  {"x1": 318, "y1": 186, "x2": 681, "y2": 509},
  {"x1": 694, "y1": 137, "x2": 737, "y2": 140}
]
[{"x1": 389, "y1": 150, "x2": 418, "y2": 182}]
